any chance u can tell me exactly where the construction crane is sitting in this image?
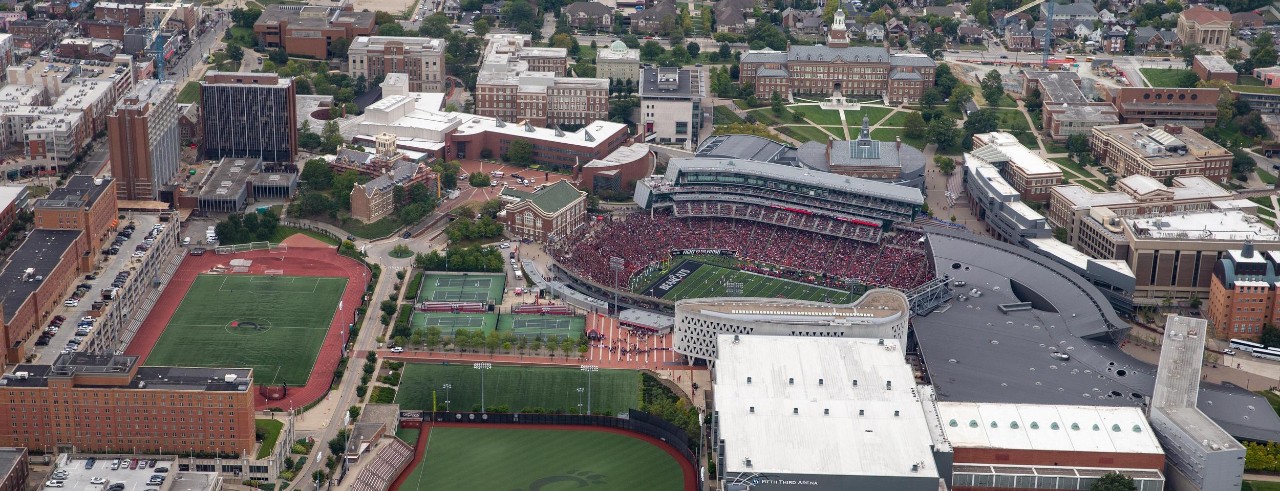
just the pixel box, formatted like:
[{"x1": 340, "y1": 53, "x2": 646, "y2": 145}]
[
  {"x1": 1000, "y1": 0, "x2": 1055, "y2": 67},
  {"x1": 146, "y1": 3, "x2": 181, "y2": 82}
]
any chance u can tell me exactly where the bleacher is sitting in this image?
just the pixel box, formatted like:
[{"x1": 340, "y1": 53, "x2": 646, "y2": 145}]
[
  {"x1": 511, "y1": 304, "x2": 575, "y2": 315},
  {"x1": 415, "y1": 301, "x2": 487, "y2": 313},
  {"x1": 671, "y1": 200, "x2": 883, "y2": 243},
  {"x1": 348, "y1": 437, "x2": 415, "y2": 491}
]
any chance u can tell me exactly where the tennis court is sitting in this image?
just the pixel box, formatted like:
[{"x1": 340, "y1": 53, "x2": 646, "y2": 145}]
[
  {"x1": 410, "y1": 312, "x2": 499, "y2": 336},
  {"x1": 418, "y1": 273, "x2": 505, "y2": 303},
  {"x1": 498, "y1": 314, "x2": 584, "y2": 340}
]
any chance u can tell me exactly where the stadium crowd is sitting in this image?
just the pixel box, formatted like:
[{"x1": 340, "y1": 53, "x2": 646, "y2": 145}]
[{"x1": 550, "y1": 212, "x2": 934, "y2": 294}]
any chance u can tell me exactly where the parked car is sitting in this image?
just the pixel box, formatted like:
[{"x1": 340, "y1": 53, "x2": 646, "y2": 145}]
[
  {"x1": 45, "y1": 480, "x2": 64, "y2": 488},
  {"x1": 90, "y1": 477, "x2": 107, "y2": 484},
  {"x1": 155, "y1": 467, "x2": 169, "y2": 473},
  {"x1": 85, "y1": 458, "x2": 96, "y2": 469},
  {"x1": 390, "y1": 346, "x2": 404, "y2": 353}
]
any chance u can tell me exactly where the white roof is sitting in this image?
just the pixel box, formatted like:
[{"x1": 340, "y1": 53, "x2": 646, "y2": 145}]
[
  {"x1": 937, "y1": 402, "x2": 1164, "y2": 455},
  {"x1": 1027, "y1": 237, "x2": 1089, "y2": 269},
  {"x1": 453, "y1": 115, "x2": 625, "y2": 149},
  {"x1": 972, "y1": 132, "x2": 1061, "y2": 177},
  {"x1": 0, "y1": 186, "x2": 23, "y2": 211},
  {"x1": 1127, "y1": 210, "x2": 1280, "y2": 241},
  {"x1": 1120, "y1": 174, "x2": 1164, "y2": 195},
  {"x1": 714, "y1": 335, "x2": 943, "y2": 478},
  {"x1": 1053, "y1": 185, "x2": 1133, "y2": 209}
]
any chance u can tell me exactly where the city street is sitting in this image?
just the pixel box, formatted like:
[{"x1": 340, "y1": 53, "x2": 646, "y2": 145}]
[{"x1": 166, "y1": 13, "x2": 229, "y2": 83}]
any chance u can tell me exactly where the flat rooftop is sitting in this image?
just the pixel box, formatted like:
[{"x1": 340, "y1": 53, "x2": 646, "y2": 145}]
[
  {"x1": 349, "y1": 35, "x2": 443, "y2": 52},
  {"x1": 198, "y1": 158, "x2": 261, "y2": 199},
  {"x1": 3, "y1": 353, "x2": 252, "y2": 392},
  {"x1": 1025, "y1": 71, "x2": 1088, "y2": 104},
  {"x1": 664, "y1": 157, "x2": 925, "y2": 205},
  {"x1": 1155, "y1": 407, "x2": 1241, "y2": 454},
  {"x1": 452, "y1": 114, "x2": 625, "y2": 149},
  {"x1": 679, "y1": 291, "x2": 908, "y2": 324},
  {"x1": 584, "y1": 143, "x2": 650, "y2": 168},
  {"x1": 1095, "y1": 123, "x2": 1228, "y2": 161},
  {"x1": 1151, "y1": 316, "x2": 1208, "y2": 409},
  {"x1": 1127, "y1": 210, "x2": 1279, "y2": 241},
  {"x1": 973, "y1": 132, "x2": 1061, "y2": 176},
  {"x1": 714, "y1": 335, "x2": 943, "y2": 478},
  {"x1": 35, "y1": 175, "x2": 112, "y2": 209},
  {"x1": 937, "y1": 402, "x2": 1163, "y2": 455},
  {"x1": 1195, "y1": 54, "x2": 1235, "y2": 73},
  {"x1": 0, "y1": 229, "x2": 82, "y2": 324}
]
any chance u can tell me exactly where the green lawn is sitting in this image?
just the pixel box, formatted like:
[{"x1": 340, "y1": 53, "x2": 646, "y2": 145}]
[
  {"x1": 255, "y1": 419, "x2": 284, "y2": 459},
  {"x1": 1238, "y1": 75, "x2": 1266, "y2": 86},
  {"x1": 225, "y1": 26, "x2": 257, "y2": 49},
  {"x1": 746, "y1": 107, "x2": 794, "y2": 125},
  {"x1": 1232, "y1": 84, "x2": 1280, "y2": 95},
  {"x1": 991, "y1": 93, "x2": 1018, "y2": 108},
  {"x1": 845, "y1": 106, "x2": 894, "y2": 128},
  {"x1": 1244, "y1": 481, "x2": 1280, "y2": 491},
  {"x1": 880, "y1": 110, "x2": 911, "y2": 127},
  {"x1": 1043, "y1": 139, "x2": 1069, "y2": 154},
  {"x1": 144, "y1": 274, "x2": 348, "y2": 386},
  {"x1": 417, "y1": 272, "x2": 505, "y2": 303},
  {"x1": 339, "y1": 216, "x2": 402, "y2": 239},
  {"x1": 1077, "y1": 180, "x2": 1105, "y2": 192},
  {"x1": 869, "y1": 127, "x2": 925, "y2": 149},
  {"x1": 396, "y1": 364, "x2": 641, "y2": 414},
  {"x1": 713, "y1": 105, "x2": 743, "y2": 124},
  {"x1": 1258, "y1": 167, "x2": 1277, "y2": 185},
  {"x1": 790, "y1": 104, "x2": 845, "y2": 125},
  {"x1": 177, "y1": 81, "x2": 201, "y2": 104},
  {"x1": 994, "y1": 109, "x2": 1030, "y2": 131},
  {"x1": 396, "y1": 428, "x2": 421, "y2": 445},
  {"x1": 1250, "y1": 196, "x2": 1275, "y2": 208},
  {"x1": 270, "y1": 226, "x2": 338, "y2": 246},
  {"x1": 400, "y1": 427, "x2": 685, "y2": 491},
  {"x1": 1141, "y1": 68, "x2": 1197, "y2": 88},
  {"x1": 656, "y1": 259, "x2": 855, "y2": 303},
  {"x1": 779, "y1": 125, "x2": 837, "y2": 143},
  {"x1": 1050, "y1": 156, "x2": 1093, "y2": 177}
]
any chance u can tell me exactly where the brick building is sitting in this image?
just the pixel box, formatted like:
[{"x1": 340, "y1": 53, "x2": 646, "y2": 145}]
[
  {"x1": 94, "y1": 1, "x2": 144, "y2": 26},
  {"x1": 347, "y1": 36, "x2": 445, "y2": 93},
  {"x1": 1108, "y1": 87, "x2": 1219, "y2": 129},
  {"x1": 108, "y1": 80, "x2": 179, "y2": 201},
  {"x1": 971, "y1": 132, "x2": 1063, "y2": 202},
  {"x1": 577, "y1": 142, "x2": 653, "y2": 194},
  {"x1": 200, "y1": 72, "x2": 297, "y2": 162},
  {"x1": 34, "y1": 175, "x2": 118, "y2": 259},
  {"x1": 1048, "y1": 175, "x2": 1233, "y2": 246},
  {"x1": 8, "y1": 20, "x2": 56, "y2": 51},
  {"x1": 253, "y1": 5, "x2": 375, "y2": 59},
  {"x1": 739, "y1": 46, "x2": 936, "y2": 104},
  {"x1": 0, "y1": 354, "x2": 255, "y2": 456},
  {"x1": 1193, "y1": 55, "x2": 1238, "y2": 84},
  {"x1": 0, "y1": 448, "x2": 26, "y2": 491},
  {"x1": 1089, "y1": 123, "x2": 1231, "y2": 182},
  {"x1": 1208, "y1": 244, "x2": 1280, "y2": 340},
  {"x1": 1022, "y1": 71, "x2": 1119, "y2": 141},
  {"x1": 474, "y1": 34, "x2": 608, "y2": 127},
  {"x1": 563, "y1": 1, "x2": 612, "y2": 30},
  {"x1": 497, "y1": 180, "x2": 587, "y2": 243}
]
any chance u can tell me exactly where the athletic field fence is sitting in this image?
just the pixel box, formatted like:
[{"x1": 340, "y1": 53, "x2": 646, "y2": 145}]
[{"x1": 215, "y1": 241, "x2": 288, "y2": 254}]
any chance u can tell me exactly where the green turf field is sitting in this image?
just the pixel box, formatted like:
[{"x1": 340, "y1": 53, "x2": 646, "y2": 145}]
[
  {"x1": 660, "y1": 260, "x2": 855, "y2": 303},
  {"x1": 417, "y1": 273, "x2": 505, "y2": 303},
  {"x1": 396, "y1": 364, "x2": 640, "y2": 414},
  {"x1": 399, "y1": 427, "x2": 685, "y2": 491},
  {"x1": 497, "y1": 314, "x2": 585, "y2": 340},
  {"x1": 144, "y1": 274, "x2": 347, "y2": 386},
  {"x1": 409, "y1": 312, "x2": 499, "y2": 336}
]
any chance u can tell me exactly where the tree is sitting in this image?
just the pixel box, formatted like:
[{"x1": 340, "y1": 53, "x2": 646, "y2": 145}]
[
  {"x1": 1231, "y1": 148, "x2": 1257, "y2": 177},
  {"x1": 328, "y1": 37, "x2": 351, "y2": 60},
  {"x1": 1089, "y1": 472, "x2": 1136, "y2": 491},
  {"x1": 686, "y1": 41, "x2": 701, "y2": 59},
  {"x1": 230, "y1": 7, "x2": 263, "y2": 28},
  {"x1": 1225, "y1": 46, "x2": 1243, "y2": 65},
  {"x1": 226, "y1": 44, "x2": 244, "y2": 63},
  {"x1": 903, "y1": 112, "x2": 927, "y2": 139},
  {"x1": 290, "y1": 191, "x2": 334, "y2": 218},
  {"x1": 948, "y1": 85, "x2": 974, "y2": 115},
  {"x1": 918, "y1": 32, "x2": 947, "y2": 59},
  {"x1": 640, "y1": 41, "x2": 665, "y2": 61},
  {"x1": 980, "y1": 70, "x2": 1003, "y2": 104},
  {"x1": 771, "y1": 91, "x2": 785, "y2": 115},
  {"x1": 300, "y1": 159, "x2": 334, "y2": 190},
  {"x1": 550, "y1": 33, "x2": 574, "y2": 49},
  {"x1": 1024, "y1": 87, "x2": 1043, "y2": 112},
  {"x1": 1180, "y1": 44, "x2": 1205, "y2": 68},
  {"x1": 505, "y1": 139, "x2": 534, "y2": 165},
  {"x1": 502, "y1": 0, "x2": 540, "y2": 37},
  {"x1": 719, "y1": 42, "x2": 731, "y2": 60},
  {"x1": 962, "y1": 108, "x2": 999, "y2": 136},
  {"x1": 419, "y1": 13, "x2": 451, "y2": 37},
  {"x1": 1066, "y1": 134, "x2": 1089, "y2": 156},
  {"x1": 474, "y1": 18, "x2": 491, "y2": 37},
  {"x1": 1053, "y1": 227, "x2": 1069, "y2": 242},
  {"x1": 926, "y1": 115, "x2": 960, "y2": 151},
  {"x1": 378, "y1": 23, "x2": 406, "y2": 36},
  {"x1": 468, "y1": 173, "x2": 491, "y2": 187},
  {"x1": 934, "y1": 155, "x2": 956, "y2": 174},
  {"x1": 1217, "y1": 92, "x2": 1236, "y2": 128}
]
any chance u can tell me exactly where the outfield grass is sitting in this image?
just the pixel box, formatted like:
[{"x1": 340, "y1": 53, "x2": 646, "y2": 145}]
[
  {"x1": 1141, "y1": 68, "x2": 1196, "y2": 88},
  {"x1": 660, "y1": 260, "x2": 854, "y2": 303},
  {"x1": 270, "y1": 226, "x2": 338, "y2": 246},
  {"x1": 417, "y1": 272, "x2": 505, "y2": 303},
  {"x1": 255, "y1": 419, "x2": 283, "y2": 459},
  {"x1": 395, "y1": 428, "x2": 421, "y2": 445},
  {"x1": 396, "y1": 364, "x2": 640, "y2": 414},
  {"x1": 144, "y1": 275, "x2": 347, "y2": 386},
  {"x1": 400, "y1": 427, "x2": 684, "y2": 491}
]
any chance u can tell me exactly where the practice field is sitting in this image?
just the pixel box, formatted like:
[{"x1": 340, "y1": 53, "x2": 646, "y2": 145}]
[
  {"x1": 497, "y1": 314, "x2": 585, "y2": 340},
  {"x1": 396, "y1": 364, "x2": 640, "y2": 414},
  {"x1": 399, "y1": 426, "x2": 686, "y2": 491},
  {"x1": 655, "y1": 260, "x2": 855, "y2": 303},
  {"x1": 143, "y1": 274, "x2": 347, "y2": 386},
  {"x1": 417, "y1": 273, "x2": 505, "y2": 303},
  {"x1": 409, "y1": 312, "x2": 499, "y2": 337}
]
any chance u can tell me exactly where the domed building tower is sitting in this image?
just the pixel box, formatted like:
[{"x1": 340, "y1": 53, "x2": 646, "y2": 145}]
[
  {"x1": 828, "y1": 7, "x2": 850, "y2": 48},
  {"x1": 597, "y1": 39, "x2": 642, "y2": 81}
]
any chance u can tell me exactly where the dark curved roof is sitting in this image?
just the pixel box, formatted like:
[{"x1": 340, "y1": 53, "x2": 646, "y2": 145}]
[{"x1": 913, "y1": 227, "x2": 1280, "y2": 442}]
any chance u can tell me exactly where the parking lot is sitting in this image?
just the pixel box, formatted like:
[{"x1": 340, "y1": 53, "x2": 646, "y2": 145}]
[
  {"x1": 47, "y1": 457, "x2": 175, "y2": 491},
  {"x1": 31, "y1": 214, "x2": 164, "y2": 362}
]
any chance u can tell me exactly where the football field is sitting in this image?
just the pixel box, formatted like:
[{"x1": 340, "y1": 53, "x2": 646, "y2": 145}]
[{"x1": 143, "y1": 274, "x2": 347, "y2": 386}]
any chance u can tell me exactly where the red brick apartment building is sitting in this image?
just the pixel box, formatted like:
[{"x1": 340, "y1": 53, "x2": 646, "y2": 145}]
[
  {"x1": 0, "y1": 354, "x2": 255, "y2": 455},
  {"x1": 253, "y1": 5, "x2": 375, "y2": 59},
  {"x1": 1208, "y1": 244, "x2": 1280, "y2": 340},
  {"x1": 0, "y1": 448, "x2": 26, "y2": 491}
]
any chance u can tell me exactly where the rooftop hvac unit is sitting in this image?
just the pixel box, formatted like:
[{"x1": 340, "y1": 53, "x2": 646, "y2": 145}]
[{"x1": 223, "y1": 374, "x2": 237, "y2": 383}]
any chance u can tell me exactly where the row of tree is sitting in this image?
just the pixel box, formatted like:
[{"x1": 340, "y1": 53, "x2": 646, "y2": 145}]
[
  {"x1": 214, "y1": 209, "x2": 281, "y2": 245},
  {"x1": 413, "y1": 245, "x2": 505, "y2": 272}
]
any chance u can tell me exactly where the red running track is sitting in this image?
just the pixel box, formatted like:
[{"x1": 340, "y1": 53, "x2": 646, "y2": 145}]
[
  {"x1": 124, "y1": 245, "x2": 370, "y2": 410},
  {"x1": 389, "y1": 423, "x2": 699, "y2": 491}
]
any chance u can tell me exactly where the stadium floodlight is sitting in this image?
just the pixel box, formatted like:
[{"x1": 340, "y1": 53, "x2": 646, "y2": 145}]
[
  {"x1": 473, "y1": 363, "x2": 492, "y2": 413},
  {"x1": 577, "y1": 387, "x2": 585, "y2": 414},
  {"x1": 581, "y1": 365, "x2": 599, "y2": 414},
  {"x1": 609, "y1": 257, "x2": 625, "y2": 316},
  {"x1": 442, "y1": 383, "x2": 452, "y2": 412}
]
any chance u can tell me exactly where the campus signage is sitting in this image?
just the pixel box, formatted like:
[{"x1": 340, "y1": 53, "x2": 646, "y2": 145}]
[{"x1": 670, "y1": 249, "x2": 737, "y2": 257}]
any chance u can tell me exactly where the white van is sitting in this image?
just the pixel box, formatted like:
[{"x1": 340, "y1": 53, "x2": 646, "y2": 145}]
[{"x1": 491, "y1": 171, "x2": 504, "y2": 178}]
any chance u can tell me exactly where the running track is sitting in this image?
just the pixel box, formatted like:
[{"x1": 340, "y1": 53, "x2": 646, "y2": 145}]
[
  {"x1": 124, "y1": 243, "x2": 369, "y2": 410},
  {"x1": 389, "y1": 423, "x2": 698, "y2": 491}
]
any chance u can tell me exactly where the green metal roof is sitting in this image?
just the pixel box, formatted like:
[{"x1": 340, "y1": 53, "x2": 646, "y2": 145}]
[{"x1": 528, "y1": 181, "x2": 583, "y2": 214}]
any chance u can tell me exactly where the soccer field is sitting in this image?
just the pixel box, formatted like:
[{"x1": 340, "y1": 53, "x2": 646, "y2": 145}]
[
  {"x1": 660, "y1": 260, "x2": 854, "y2": 303},
  {"x1": 399, "y1": 427, "x2": 686, "y2": 491},
  {"x1": 143, "y1": 274, "x2": 347, "y2": 386},
  {"x1": 396, "y1": 364, "x2": 640, "y2": 414}
]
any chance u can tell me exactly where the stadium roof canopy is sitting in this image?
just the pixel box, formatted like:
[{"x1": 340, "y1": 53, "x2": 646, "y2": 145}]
[
  {"x1": 913, "y1": 228, "x2": 1280, "y2": 442},
  {"x1": 665, "y1": 157, "x2": 924, "y2": 205}
]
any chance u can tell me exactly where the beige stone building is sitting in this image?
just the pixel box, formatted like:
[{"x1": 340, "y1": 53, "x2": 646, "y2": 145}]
[
  {"x1": 596, "y1": 40, "x2": 640, "y2": 81},
  {"x1": 1048, "y1": 175, "x2": 1234, "y2": 246},
  {"x1": 1089, "y1": 123, "x2": 1232, "y2": 183},
  {"x1": 475, "y1": 34, "x2": 608, "y2": 127},
  {"x1": 347, "y1": 36, "x2": 446, "y2": 92},
  {"x1": 1177, "y1": 6, "x2": 1232, "y2": 50}
]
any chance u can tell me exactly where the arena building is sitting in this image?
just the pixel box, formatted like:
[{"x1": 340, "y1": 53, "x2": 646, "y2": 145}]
[
  {"x1": 673, "y1": 290, "x2": 911, "y2": 362},
  {"x1": 633, "y1": 157, "x2": 923, "y2": 243},
  {"x1": 713, "y1": 334, "x2": 952, "y2": 491},
  {"x1": 940, "y1": 402, "x2": 1166, "y2": 491},
  {"x1": 911, "y1": 227, "x2": 1280, "y2": 445},
  {"x1": 694, "y1": 128, "x2": 926, "y2": 188}
]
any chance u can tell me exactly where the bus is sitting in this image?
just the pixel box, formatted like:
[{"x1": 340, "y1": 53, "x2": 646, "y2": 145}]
[
  {"x1": 1252, "y1": 348, "x2": 1280, "y2": 362},
  {"x1": 1230, "y1": 338, "x2": 1266, "y2": 352}
]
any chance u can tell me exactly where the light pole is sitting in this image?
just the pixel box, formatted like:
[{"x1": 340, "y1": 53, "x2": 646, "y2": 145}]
[
  {"x1": 580, "y1": 365, "x2": 599, "y2": 414},
  {"x1": 442, "y1": 383, "x2": 452, "y2": 412},
  {"x1": 576, "y1": 387, "x2": 584, "y2": 414},
  {"x1": 473, "y1": 362, "x2": 492, "y2": 412},
  {"x1": 608, "y1": 257, "x2": 624, "y2": 316}
]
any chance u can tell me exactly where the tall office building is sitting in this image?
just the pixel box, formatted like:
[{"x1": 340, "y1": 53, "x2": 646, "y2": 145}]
[
  {"x1": 108, "y1": 80, "x2": 179, "y2": 201},
  {"x1": 200, "y1": 72, "x2": 297, "y2": 162}
]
